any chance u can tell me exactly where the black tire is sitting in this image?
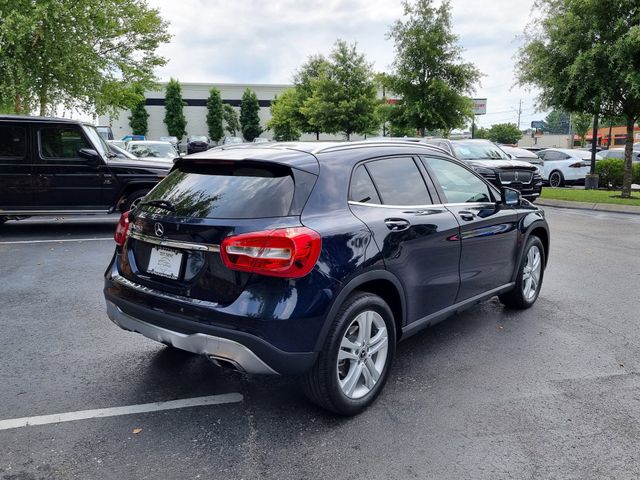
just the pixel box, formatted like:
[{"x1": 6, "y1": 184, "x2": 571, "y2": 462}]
[
  {"x1": 499, "y1": 236, "x2": 545, "y2": 309},
  {"x1": 121, "y1": 189, "x2": 149, "y2": 212},
  {"x1": 301, "y1": 291, "x2": 396, "y2": 415},
  {"x1": 548, "y1": 170, "x2": 564, "y2": 187}
]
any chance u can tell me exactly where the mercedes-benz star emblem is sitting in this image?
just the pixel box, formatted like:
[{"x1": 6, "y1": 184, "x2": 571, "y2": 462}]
[{"x1": 154, "y1": 222, "x2": 164, "y2": 237}]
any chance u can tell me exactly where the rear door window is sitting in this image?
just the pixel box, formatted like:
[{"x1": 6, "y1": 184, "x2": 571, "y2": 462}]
[
  {"x1": 142, "y1": 162, "x2": 298, "y2": 219},
  {"x1": 0, "y1": 125, "x2": 26, "y2": 159},
  {"x1": 365, "y1": 157, "x2": 431, "y2": 205}
]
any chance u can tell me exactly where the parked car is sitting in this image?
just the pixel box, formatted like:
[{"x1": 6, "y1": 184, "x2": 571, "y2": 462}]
[
  {"x1": 0, "y1": 115, "x2": 170, "y2": 224},
  {"x1": 252, "y1": 138, "x2": 271, "y2": 143},
  {"x1": 187, "y1": 135, "x2": 210, "y2": 154},
  {"x1": 121, "y1": 134, "x2": 145, "y2": 142},
  {"x1": 499, "y1": 145, "x2": 544, "y2": 168},
  {"x1": 422, "y1": 139, "x2": 542, "y2": 202},
  {"x1": 536, "y1": 148, "x2": 592, "y2": 187},
  {"x1": 126, "y1": 141, "x2": 178, "y2": 160},
  {"x1": 104, "y1": 140, "x2": 550, "y2": 415},
  {"x1": 222, "y1": 136, "x2": 243, "y2": 145},
  {"x1": 159, "y1": 136, "x2": 179, "y2": 150},
  {"x1": 597, "y1": 148, "x2": 640, "y2": 162}
]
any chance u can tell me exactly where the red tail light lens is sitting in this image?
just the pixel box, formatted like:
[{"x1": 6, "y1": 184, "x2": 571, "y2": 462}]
[
  {"x1": 220, "y1": 227, "x2": 322, "y2": 278},
  {"x1": 569, "y1": 161, "x2": 587, "y2": 168},
  {"x1": 114, "y1": 211, "x2": 130, "y2": 247}
]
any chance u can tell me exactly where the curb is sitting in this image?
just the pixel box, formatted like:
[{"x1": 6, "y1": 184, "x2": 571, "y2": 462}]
[{"x1": 536, "y1": 198, "x2": 640, "y2": 215}]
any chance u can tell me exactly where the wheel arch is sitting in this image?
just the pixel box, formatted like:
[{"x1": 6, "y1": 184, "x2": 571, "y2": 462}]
[{"x1": 313, "y1": 270, "x2": 406, "y2": 352}]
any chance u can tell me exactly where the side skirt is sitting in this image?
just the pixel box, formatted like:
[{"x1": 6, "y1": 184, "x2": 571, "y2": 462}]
[{"x1": 400, "y1": 283, "x2": 515, "y2": 340}]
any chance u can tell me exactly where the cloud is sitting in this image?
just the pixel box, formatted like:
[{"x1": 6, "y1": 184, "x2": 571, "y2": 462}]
[{"x1": 150, "y1": 0, "x2": 545, "y2": 127}]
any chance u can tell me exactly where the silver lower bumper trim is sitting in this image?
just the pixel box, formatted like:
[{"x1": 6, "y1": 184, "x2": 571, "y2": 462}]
[{"x1": 106, "y1": 301, "x2": 277, "y2": 375}]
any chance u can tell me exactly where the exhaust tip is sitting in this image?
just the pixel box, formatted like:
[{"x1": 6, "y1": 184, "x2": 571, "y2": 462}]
[{"x1": 208, "y1": 355, "x2": 245, "y2": 373}]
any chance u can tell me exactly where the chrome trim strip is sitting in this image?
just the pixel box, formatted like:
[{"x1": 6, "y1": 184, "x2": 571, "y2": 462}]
[
  {"x1": 128, "y1": 231, "x2": 220, "y2": 253},
  {"x1": 348, "y1": 201, "x2": 496, "y2": 209},
  {"x1": 0, "y1": 209, "x2": 109, "y2": 215},
  {"x1": 106, "y1": 301, "x2": 277, "y2": 374},
  {"x1": 112, "y1": 274, "x2": 221, "y2": 309}
]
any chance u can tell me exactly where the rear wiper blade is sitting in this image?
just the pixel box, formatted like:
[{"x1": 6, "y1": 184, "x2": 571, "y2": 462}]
[{"x1": 137, "y1": 199, "x2": 176, "y2": 212}]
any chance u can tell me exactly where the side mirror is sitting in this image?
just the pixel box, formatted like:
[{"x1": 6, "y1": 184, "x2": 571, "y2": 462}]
[
  {"x1": 79, "y1": 148, "x2": 100, "y2": 165},
  {"x1": 501, "y1": 187, "x2": 521, "y2": 206}
]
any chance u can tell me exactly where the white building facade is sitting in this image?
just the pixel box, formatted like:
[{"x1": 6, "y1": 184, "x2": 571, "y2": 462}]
[{"x1": 98, "y1": 82, "x2": 367, "y2": 142}]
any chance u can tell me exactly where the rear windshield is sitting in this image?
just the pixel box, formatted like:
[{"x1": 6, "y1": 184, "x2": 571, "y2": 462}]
[{"x1": 142, "y1": 162, "x2": 296, "y2": 218}]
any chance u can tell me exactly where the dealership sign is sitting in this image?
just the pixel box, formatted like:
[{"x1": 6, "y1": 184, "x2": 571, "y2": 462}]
[{"x1": 473, "y1": 98, "x2": 487, "y2": 115}]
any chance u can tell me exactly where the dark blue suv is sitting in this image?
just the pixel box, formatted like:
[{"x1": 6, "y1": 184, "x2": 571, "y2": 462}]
[{"x1": 104, "y1": 141, "x2": 549, "y2": 415}]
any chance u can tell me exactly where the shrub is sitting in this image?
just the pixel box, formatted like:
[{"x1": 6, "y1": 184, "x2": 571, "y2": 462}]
[{"x1": 595, "y1": 159, "x2": 625, "y2": 189}]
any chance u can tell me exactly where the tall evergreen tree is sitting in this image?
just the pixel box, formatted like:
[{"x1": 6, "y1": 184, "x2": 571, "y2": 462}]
[
  {"x1": 128, "y1": 85, "x2": 149, "y2": 136},
  {"x1": 387, "y1": 0, "x2": 481, "y2": 135},
  {"x1": 240, "y1": 88, "x2": 263, "y2": 141},
  {"x1": 206, "y1": 87, "x2": 224, "y2": 143},
  {"x1": 163, "y1": 78, "x2": 187, "y2": 139}
]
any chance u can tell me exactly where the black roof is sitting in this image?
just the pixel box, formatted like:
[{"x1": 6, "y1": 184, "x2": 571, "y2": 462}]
[{"x1": 0, "y1": 115, "x2": 88, "y2": 125}]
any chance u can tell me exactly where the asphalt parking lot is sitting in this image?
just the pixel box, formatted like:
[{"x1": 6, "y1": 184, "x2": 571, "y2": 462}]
[{"x1": 1, "y1": 207, "x2": 639, "y2": 480}]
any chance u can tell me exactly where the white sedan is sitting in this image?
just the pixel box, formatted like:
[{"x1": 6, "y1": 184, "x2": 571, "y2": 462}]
[
  {"x1": 126, "y1": 141, "x2": 178, "y2": 160},
  {"x1": 536, "y1": 148, "x2": 593, "y2": 187}
]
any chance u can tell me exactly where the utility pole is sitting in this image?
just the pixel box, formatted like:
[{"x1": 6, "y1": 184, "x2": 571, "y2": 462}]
[{"x1": 516, "y1": 99, "x2": 522, "y2": 129}]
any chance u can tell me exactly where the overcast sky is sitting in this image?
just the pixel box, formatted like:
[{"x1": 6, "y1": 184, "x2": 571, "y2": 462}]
[{"x1": 149, "y1": 0, "x2": 545, "y2": 129}]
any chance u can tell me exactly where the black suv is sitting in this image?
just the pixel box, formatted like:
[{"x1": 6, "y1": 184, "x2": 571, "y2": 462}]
[
  {"x1": 423, "y1": 139, "x2": 543, "y2": 202},
  {"x1": 0, "y1": 116, "x2": 171, "y2": 223},
  {"x1": 186, "y1": 135, "x2": 211, "y2": 155},
  {"x1": 104, "y1": 141, "x2": 549, "y2": 415}
]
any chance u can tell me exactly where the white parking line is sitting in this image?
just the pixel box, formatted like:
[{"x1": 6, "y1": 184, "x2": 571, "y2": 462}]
[
  {"x1": 0, "y1": 238, "x2": 113, "y2": 245},
  {"x1": 0, "y1": 393, "x2": 243, "y2": 431}
]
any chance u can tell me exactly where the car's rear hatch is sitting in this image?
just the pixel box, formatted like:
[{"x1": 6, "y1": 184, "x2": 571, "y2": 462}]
[{"x1": 118, "y1": 153, "x2": 318, "y2": 305}]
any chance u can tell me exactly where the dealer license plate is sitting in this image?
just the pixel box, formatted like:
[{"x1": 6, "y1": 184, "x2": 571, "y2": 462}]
[{"x1": 147, "y1": 246, "x2": 183, "y2": 279}]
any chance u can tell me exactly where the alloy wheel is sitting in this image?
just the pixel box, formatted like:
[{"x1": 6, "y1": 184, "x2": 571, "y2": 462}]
[
  {"x1": 337, "y1": 310, "x2": 389, "y2": 399},
  {"x1": 522, "y1": 245, "x2": 542, "y2": 301},
  {"x1": 549, "y1": 172, "x2": 561, "y2": 187}
]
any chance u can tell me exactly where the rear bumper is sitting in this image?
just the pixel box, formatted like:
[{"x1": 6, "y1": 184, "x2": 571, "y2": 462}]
[{"x1": 106, "y1": 300, "x2": 277, "y2": 374}]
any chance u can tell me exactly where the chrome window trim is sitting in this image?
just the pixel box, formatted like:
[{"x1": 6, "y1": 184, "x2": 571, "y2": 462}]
[
  {"x1": 128, "y1": 230, "x2": 220, "y2": 253},
  {"x1": 347, "y1": 200, "x2": 497, "y2": 209}
]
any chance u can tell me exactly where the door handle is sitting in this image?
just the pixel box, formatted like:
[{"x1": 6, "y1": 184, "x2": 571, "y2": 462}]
[
  {"x1": 458, "y1": 210, "x2": 476, "y2": 221},
  {"x1": 384, "y1": 218, "x2": 410, "y2": 232}
]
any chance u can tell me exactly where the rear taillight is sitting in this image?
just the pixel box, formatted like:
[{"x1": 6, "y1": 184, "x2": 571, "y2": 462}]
[
  {"x1": 220, "y1": 227, "x2": 322, "y2": 278},
  {"x1": 114, "y1": 211, "x2": 130, "y2": 247},
  {"x1": 569, "y1": 161, "x2": 588, "y2": 168}
]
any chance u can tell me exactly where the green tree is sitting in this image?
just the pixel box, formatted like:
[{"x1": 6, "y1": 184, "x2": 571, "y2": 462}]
[
  {"x1": 267, "y1": 89, "x2": 301, "y2": 141},
  {"x1": 239, "y1": 88, "x2": 263, "y2": 141},
  {"x1": 128, "y1": 85, "x2": 149, "y2": 136},
  {"x1": 0, "y1": 0, "x2": 170, "y2": 116},
  {"x1": 293, "y1": 55, "x2": 330, "y2": 140},
  {"x1": 387, "y1": 0, "x2": 481, "y2": 136},
  {"x1": 474, "y1": 126, "x2": 490, "y2": 139},
  {"x1": 486, "y1": 123, "x2": 522, "y2": 144},
  {"x1": 163, "y1": 79, "x2": 187, "y2": 139},
  {"x1": 223, "y1": 104, "x2": 240, "y2": 137},
  {"x1": 572, "y1": 113, "x2": 593, "y2": 147},
  {"x1": 517, "y1": 0, "x2": 640, "y2": 197},
  {"x1": 206, "y1": 87, "x2": 224, "y2": 143},
  {"x1": 302, "y1": 40, "x2": 378, "y2": 140},
  {"x1": 544, "y1": 110, "x2": 570, "y2": 134}
]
